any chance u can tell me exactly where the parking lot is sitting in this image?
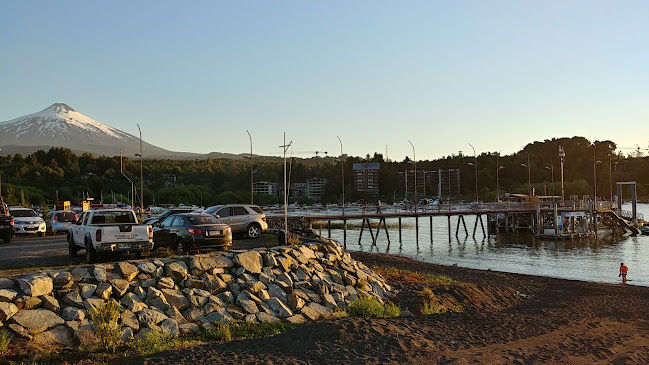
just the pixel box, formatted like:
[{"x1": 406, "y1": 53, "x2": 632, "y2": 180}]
[{"x1": 0, "y1": 233, "x2": 273, "y2": 273}]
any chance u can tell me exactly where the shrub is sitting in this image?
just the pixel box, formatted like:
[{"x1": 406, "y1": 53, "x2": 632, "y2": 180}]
[
  {"x1": 419, "y1": 287, "x2": 462, "y2": 315},
  {"x1": 349, "y1": 296, "x2": 400, "y2": 318},
  {"x1": 88, "y1": 299, "x2": 122, "y2": 352},
  {"x1": 205, "y1": 323, "x2": 232, "y2": 342},
  {"x1": 229, "y1": 322, "x2": 301, "y2": 340},
  {"x1": 0, "y1": 329, "x2": 12, "y2": 354}
]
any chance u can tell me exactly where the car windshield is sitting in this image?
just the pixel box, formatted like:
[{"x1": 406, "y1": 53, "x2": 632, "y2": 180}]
[
  {"x1": 91, "y1": 211, "x2": 136, "y2": 224},
  {"x1": 188, "y1": 215, "x2": 219, "y2": 225},
  {"x1": 56, "y1": 212, "x2": 77, "y2": 222},
  {"x1": 10, "y1": 209, "x2": 37, "y2": 217},
  {"x1": 250, "y1": 206, "x2": 264, "y2": 214}
]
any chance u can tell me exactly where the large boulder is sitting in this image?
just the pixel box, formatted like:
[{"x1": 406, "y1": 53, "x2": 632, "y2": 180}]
[
  {"x1": 17, "y1": 274, "x2": 53, "y2": 297},
  {"x1": 12, "y1": 309, "x2": 64, "y2": 334},
  {"x1": 137, "y1": 308, "x2": 169, "y2": 327},
  {"x1": 268, "y1": 297, "x2": 293, "y2": 318},
  {"x1": 234, "y1": 251, "x2": 263, "y2": 274},
  {"x1": 0, "y1": 301, "x2": 18, "y2": 321},
  {"x1": 33, "y1": 325, "x2": 76, "y2": 348},
  {"x1": 116, "y1": 262, "x2": 140, "y2": 281},
  {"x1": 165, "y1": 261, "x2": 188, "y2": 282},
  {"x1": 161, "y1": 289, "x2": 190, "y2": 311},
  {"x1": 0, "y1": 289, "x2": 18, "y2": 302}
]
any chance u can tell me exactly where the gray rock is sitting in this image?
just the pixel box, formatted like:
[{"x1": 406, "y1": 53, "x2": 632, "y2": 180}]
[
  {"x1": 238, "y1": 299, "x2": 259, "y2": 314},
  {"x1": 203, "y1": 274, "x2": 227, "y2": 293},
  {"x1": 121, "y1": 309, "x2": 139, "y2": 330},
  {"x1": 135, "y1": 261, "x2": 158, "y2": 274},
  {"x1": 0, "y1": 288, "x2": 18, "y2": 302},
  {"x1": 41, "y1": 295, "x2": 60, "y2": 312},
  {"x1": 234, "y1": 251, "x2": 263, "y2": 274},
  {"x1": 70, "y1": 267, "x2": 89, "y2": 282},
  {"x1": 204, "y1": 308, "x2": 234, "y2": 323},
  {"x1": 244, "y1": 313, "x2": 257, "y2": 323},
  {"x1": 63, "y1": 290, "x2": 84, "y2": 308},
  {"x1": 115, "y1": 262, "x2": 139, "y2": 281},
  {"x1": 75, "y1": 323, "x2": 102, "y2": 347},
  {"x1": 165, "y1": 306, "x2": 188, "y2": 325},
  {"x1": 119, "y1": 326, "x2": 133, "y2": 341},
  {"x1": 259, "y1": 272, "x2": 273, "y2": 286},
  {"x1": 189, "y1": 255, "x2": 234, "y2": 274},
  {"x1": 267, "y1": 283, "x2": 288, "y2": 303},
  {"x1": 16, "y1": 295, "x2": 42, "y2": 310},
  {"x1": 165, "y1": 261, "x2": 188, "y2": 282},
  {"x1": 268, "y1": 297, "x2": 293, "y2": 318},
  {"x1": 160, "y1": 289, "x2": 190, "y2": 310},
  {"x1": 92, "y1": 266, "x2": 107, "y2": 282},
  {"x1": 263, "y1": 253, "x2": 278, "y2": 267},
  {"x1": 33, "y1": 325, "x2": 76, "y2": 348},
  {"x1": 78, "y1": 284, "x2": 97, "y2": 299},
  {"x1": 110, "y1": 279, "x2": 130, "y2": 297},
  {"x1": 157, "y1": 276, "x2": 175, "y2": 289},
  {"x1": 0, "y1": 301, "x2": 18, "y2": 321},
  {"x1": 179, "y1": 322, "x2": 200, "y2": 335},
  {"x1": 158, "y1": 318, "x2": 179, "y2": 337},
  {"x1": 322, "y1": 293, "x2": 338, "y2": 310},
  {"x1": 17, "y1": 274, "x2": 53, "y2": 297},
  {"x1": 137, "y1": 308, "x2": 169, "y2": 327},
  {"x1": 62, "y1": 307, "x2": 86, "y2": 321},
  {"x1": 285, "y1": 314, "x2": 306, "y2": 324},
  {"x1": 8, "y1": 323, "x2": 32, "y2": 339},
  {"x1": 306, "y1": 302, "x2": 333, "y2": 317},
  {"x1": 12, "y1": 309, "x2": 64, "y2": 334},
  {"x1": 255, "y1": 312, "x2": 280, "y2": 323},
  {"x1": 287, "y1": 294, "x2": 305, "y2": 311},
  {"x1": 95, "y1": 282, "x2": 113, "y2": 300},
  {"x1": 51, "y1": 271, "x2": 74, "y2": 289},
  {"x1": 83, "y1": 297, "x2": 108, "y2": 313},
  {"x1": 121, "y1": 292, "x2": 147, "y2": 312},
  {"x1": 0, "y1": 278, "x2": 15, "y2": 289}
]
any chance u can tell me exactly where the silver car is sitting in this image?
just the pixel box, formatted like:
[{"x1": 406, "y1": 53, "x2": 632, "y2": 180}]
[
  {"x1": 203, "y1": 204, "x2": 268, "y2": 238},
  {"x1": 9, "y1": 207, "x2": 46, "y2": 237},
  {"x1": 44, "y1": 210, "x2": 78, "y2": 235}
]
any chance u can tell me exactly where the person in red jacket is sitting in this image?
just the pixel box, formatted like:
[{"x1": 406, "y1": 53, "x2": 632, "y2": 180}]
[{"x1": 619, "y1": 263, "x2": 628, "y2": 284}]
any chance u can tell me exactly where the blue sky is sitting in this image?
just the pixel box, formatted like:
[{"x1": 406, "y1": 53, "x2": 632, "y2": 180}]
[{"x1": 1, "y1": 1, "x2": 647, "y2": 160}]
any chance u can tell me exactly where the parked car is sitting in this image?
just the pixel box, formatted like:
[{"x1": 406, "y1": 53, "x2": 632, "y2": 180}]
[
  {"x1": 142, "y1": 208, "x2": 195, "y2": 225},
  {"x1": 44, "y1": 210, "x2": 78, "y2": 235},
  {"x1": 152, "y1": 213, "x2": 232, "y2": 255},
  {"x1": 9, "y1": 207, "x2": 46, "y2": 237},
  {"x1": 202, "y1": 204, "x2": 268, "y2": 238}
]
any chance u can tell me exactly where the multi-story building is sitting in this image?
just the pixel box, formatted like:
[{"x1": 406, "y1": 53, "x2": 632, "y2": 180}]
[
  {"x1": 307, "y1": 178, "x2": 327, "y2": 201},
  {"x1": 352, "y1": 163, "x2": 380, "y2": 196},
  {"x1": 253, "y1": 181, "x2": 278, "y2": 196},
  {"x1": 398, "y1": 168, "x2": 461, "y2": 201}
]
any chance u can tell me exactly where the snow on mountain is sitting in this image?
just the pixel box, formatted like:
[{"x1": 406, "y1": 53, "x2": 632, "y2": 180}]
[{"x1": 0, "y1": 103, "x2": 138, "y2": 147}]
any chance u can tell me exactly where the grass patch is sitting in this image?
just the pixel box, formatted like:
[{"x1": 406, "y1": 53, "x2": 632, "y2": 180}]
[
  {"x1": 419, "y1": 287, "x2": 463, "y2": 315},
  {"x1": 229, "y1": 321, "x2": 302, "y2": 340},
  {"x1": 349, "y1": 296, "x2": 401, "y2": 318},
  {"x1": 0, "y1": 329, "x2": 13, "y2": 354},
  {"x1": 204, "y1": 322, "x2": 232, "y2": 342},
  {"x1": 124, "y1": 330, "x2": 198, "y2": 358},
  {"x1": 372, "y1": 266, "x2": 475, "y2": 290}
]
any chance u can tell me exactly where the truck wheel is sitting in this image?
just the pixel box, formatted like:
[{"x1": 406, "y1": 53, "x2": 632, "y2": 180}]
[
  {"x1": 85, "y1": 240, "x2": 99, "y2": 264},
  {"x1": 68, "y1": 236, "x2": 78, "y2": 257},
  {"x1": 2, "y1": 233, "x2": 9, "y2": 244},
  {"x1": 37, "y1": 231, "x2": 45, "y2": 237},
  {"x1": 246, "y1": 223, "x2": 261, "y2": 239}
]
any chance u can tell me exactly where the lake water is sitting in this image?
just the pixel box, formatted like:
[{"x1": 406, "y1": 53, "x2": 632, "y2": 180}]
[{"x1": 321, "y1": 203, "x2": 649, "y2": 286}]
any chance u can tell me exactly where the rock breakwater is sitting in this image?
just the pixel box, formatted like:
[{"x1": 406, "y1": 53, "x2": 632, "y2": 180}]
[{"x1": 0, "y1": 240, "x2": 390, "y2": 348}]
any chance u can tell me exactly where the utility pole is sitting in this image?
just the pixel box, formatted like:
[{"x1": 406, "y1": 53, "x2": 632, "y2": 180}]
[
  {"x1": 137, "y1": 124, "x2": 143, "y2": 219},
  {"x1": 279, "y1": 133, "x2": 292, "y2": 245},
  {"x1": 246, "y1": 130, "x2": 253, "y2": 204}
]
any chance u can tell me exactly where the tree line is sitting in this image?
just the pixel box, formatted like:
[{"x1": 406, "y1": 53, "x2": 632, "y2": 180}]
[{"x1": 0, "y1": 136, "x2": 647, "y2": 208}]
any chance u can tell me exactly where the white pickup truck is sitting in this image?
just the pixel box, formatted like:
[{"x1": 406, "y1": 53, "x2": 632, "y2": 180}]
[{"x1": 67, "y1": 209, "x2": 154, "y2": 263}]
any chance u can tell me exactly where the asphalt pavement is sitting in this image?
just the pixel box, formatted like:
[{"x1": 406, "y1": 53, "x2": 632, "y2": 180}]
[{"x1": 0, "y1": 233, "x2": 272, "y2": 272}]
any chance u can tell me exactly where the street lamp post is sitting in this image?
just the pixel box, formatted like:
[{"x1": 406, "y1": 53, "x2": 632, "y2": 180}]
[
  {"x1": 120, "y1": 149, "x2": 135, "y2": 209},
  {"x1": 594, "y1": 160, "x2": 603, "y2": 201},
  {"x1": 246, "y1": 130, "x2": 253, "y2": 204},
  {"x1": 279, "y1": 133, "x2": 292, "y2": 245},
  {"x1": 521, "y1": 151, "x2": 531, "y2": 197},
  {"x1": 559, "y1": 146, "x2": 566, "y2": 202},
  {"x1": 408, "y1": 140, "x2": 417, "y2": 212},
  {"x1": 337, "y1": 136, "x2": 345, "y2": 216},
  {"x1": 496, "y1": 165, "x2": 505, "y2": 202},
  {"x1": 468, "y1": 143, "x2": 478, "y2": 203},
  {"x1": 545, "y1": 161, "x2": 554, "y2": 197},
  {"x1": 137, "y1": 124, "x2": 143, "y2": 218}
]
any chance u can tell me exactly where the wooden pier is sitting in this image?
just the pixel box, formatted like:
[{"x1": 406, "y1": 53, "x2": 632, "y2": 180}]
[{"x1": 266, "y1": 200, "x2": 642, "y2": 249}]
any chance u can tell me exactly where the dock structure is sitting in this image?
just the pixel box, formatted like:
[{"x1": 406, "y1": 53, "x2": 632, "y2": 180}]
[{"x1": 266, "y1": 199, "x2": 643, "y2": 249}]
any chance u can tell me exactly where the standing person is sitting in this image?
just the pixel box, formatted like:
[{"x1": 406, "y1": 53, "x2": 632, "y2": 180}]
[{"x1": 619, "y1": 263, "x2": 628, "y2": 284}]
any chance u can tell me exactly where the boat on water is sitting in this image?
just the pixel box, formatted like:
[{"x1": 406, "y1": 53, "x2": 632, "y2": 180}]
[{"x1": 639, "y1": 225, "x2": 649, "y2": 235}]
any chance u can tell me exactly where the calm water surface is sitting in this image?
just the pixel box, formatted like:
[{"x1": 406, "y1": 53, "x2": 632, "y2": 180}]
[{"x1": 323, "y1": 203, "x2": 649, "y2": 286}]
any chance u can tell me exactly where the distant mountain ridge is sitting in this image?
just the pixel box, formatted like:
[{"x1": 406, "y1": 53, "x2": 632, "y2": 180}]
[{"x1": 0, "y1": 103, "x2": 239, "y2": 159}]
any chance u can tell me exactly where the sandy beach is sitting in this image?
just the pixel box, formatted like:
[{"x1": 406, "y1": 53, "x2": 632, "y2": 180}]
[{"x1": 133, "y1": 251, "x2": 649, "y2": 364}]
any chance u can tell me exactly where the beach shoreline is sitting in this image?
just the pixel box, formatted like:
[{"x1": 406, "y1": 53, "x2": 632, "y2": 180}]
[{"x1": 133, "y1": 251, "x2": 649, "y2": 364}]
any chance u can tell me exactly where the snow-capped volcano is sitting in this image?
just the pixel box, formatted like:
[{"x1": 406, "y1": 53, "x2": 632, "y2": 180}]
[{"x1": 0, "y1": 103, "x2": 199, "y2": 158}]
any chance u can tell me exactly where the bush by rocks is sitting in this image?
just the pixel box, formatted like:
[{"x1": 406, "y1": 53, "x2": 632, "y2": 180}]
[{"x1": 0, "y1": 240, "x2": 390, "y2": 349}]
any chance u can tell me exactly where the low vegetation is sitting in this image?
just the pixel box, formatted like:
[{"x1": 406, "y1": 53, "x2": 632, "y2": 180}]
[
  {"x1": 372, "y1": 266, "x2": 476, "y2": 290},
  {"x1": 88, "y1": 299, "x2": 122, "y2": 352},
  {"x1": 348, "y1": 296, "x2": 401, "y2": 318},
  {"x1": 419, "y1": 287, "x2": 462, "y2": 315},
  {"x1": 0, "y1": 330, "x2": 13, "y2": 355}
]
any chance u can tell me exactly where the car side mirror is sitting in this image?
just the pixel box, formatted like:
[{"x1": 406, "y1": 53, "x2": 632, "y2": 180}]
[{"x1": 214, "y1": 215, "x2": 220, "y2": 219}]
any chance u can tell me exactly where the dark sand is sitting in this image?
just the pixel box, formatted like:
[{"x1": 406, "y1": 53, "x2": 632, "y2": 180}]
[{"x1": 133, "y1": 252, "x2": 649, "y2": 365}]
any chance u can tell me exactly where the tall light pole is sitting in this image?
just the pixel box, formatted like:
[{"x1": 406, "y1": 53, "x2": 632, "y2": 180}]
[
  {"x1": 246, "y1": 130, "x2": 253, "y2": 204},
  {"x1": 467, "y1": 143, "x2": 478, "y2": 203},
  {"x1": 408, "y1": 140, "x2": 417, "y2": 212},
  {"x1": 521, "y1": 151, "x2": 531, "y2": 197},
  {"x1": 120, "y1": 149, "x2": 135, "y2": 209},
  {"x1": 594, "y1": 160, "x2": 603, "y2": 201},
  {"x1": 137, "y1": 124, "x2": 143, "y2": 218},
  {"x1": 337, "y1": 136, "x2": 344, "y2": 216},
  {"x1": 545, "y1": 162, "x2": 554, "y2": 197},
  {"x1": 497, "y1": 165, "x2": 505, "y2": 202},
  {"x1": 559, "y1": 145, "x2": 565, "y2": 201},
  {"x1": 280, "y1": 133, "x2": 292, "y2": 245}
]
